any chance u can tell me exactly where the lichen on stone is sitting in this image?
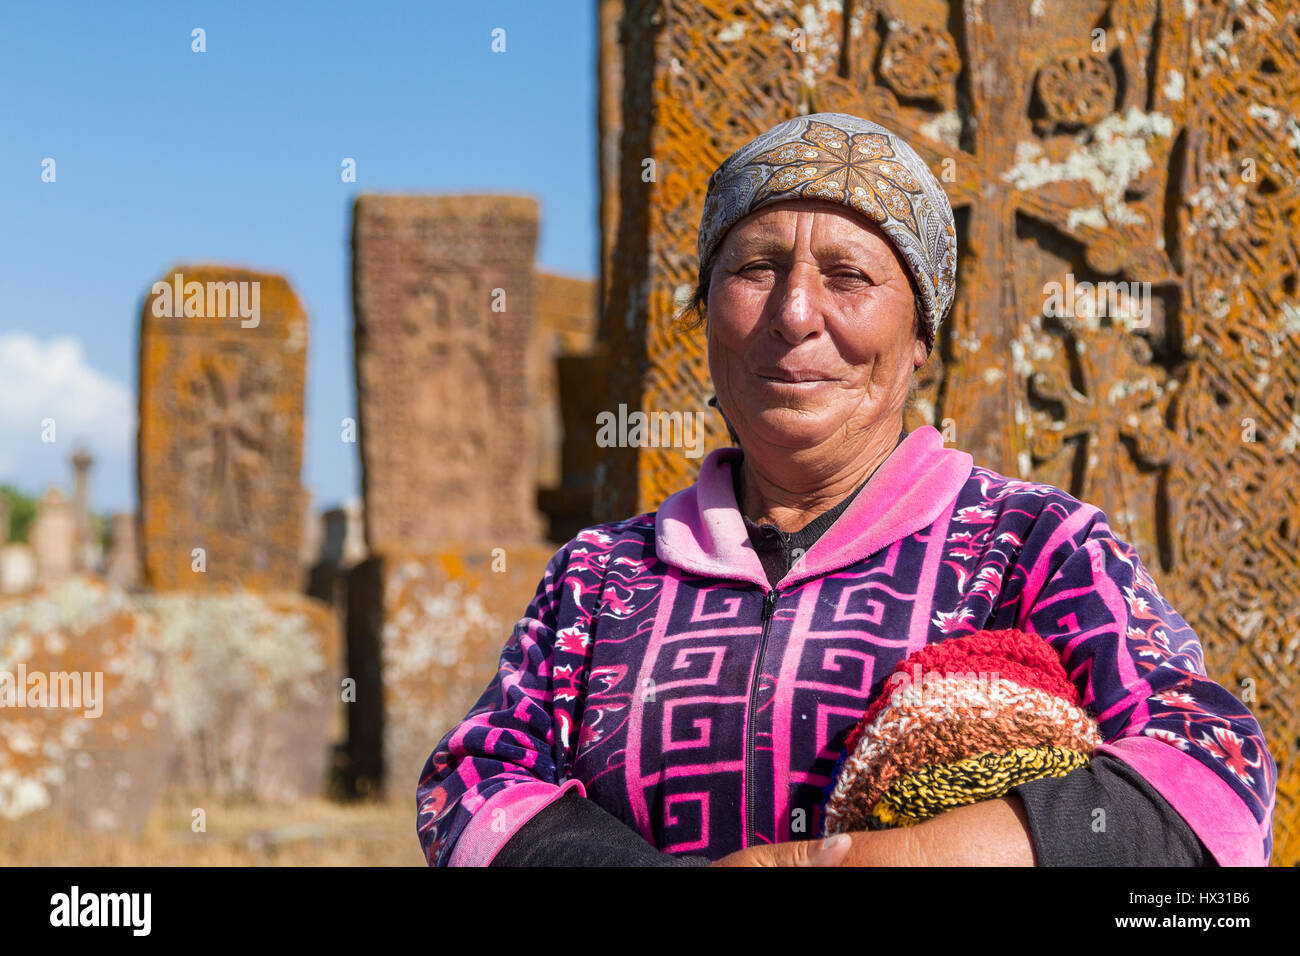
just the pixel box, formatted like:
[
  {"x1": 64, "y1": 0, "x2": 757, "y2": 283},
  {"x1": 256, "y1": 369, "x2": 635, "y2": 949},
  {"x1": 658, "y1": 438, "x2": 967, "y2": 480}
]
[{"x1": 1002, "y1": 107, "x2": 1175, "y2": 229}]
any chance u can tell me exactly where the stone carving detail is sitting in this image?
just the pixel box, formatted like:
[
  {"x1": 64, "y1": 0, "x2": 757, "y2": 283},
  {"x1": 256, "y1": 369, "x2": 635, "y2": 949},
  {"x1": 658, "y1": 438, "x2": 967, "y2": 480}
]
[
  {"x1": 604, "y1": 0, "x2": 1300, "y2": 862},
  {"x1": 137, "y1": 266, "x2": 306, "y2": 591},
  {"x1": 178, "y1": 352, "x2": 273, "y2": 537},
  {"x1": 1167, "y1": 0, "x2": 1300, "y2": 869},
  {"x1": 352, "y1": 195, "x2": 543, "y2": 554},
  {"x1": 879, "y1": 23, "x2": 962, "y2": 103},
  {"x1": 1035, "y1": 54, "x2": 1117, "y2": 129},
  {"x1": 1028, "y1": 321, "x2": 1173, "y2": 542}
]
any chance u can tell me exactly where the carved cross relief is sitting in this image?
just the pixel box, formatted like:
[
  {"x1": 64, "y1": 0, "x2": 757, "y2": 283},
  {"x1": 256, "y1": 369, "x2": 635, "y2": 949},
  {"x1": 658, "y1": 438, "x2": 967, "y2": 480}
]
[
  {"x1": 179, "y1": 348, "x2": 272, "y2": 537},
  {"x1": 807, "y1": 0, "x2": 1187, "y2": 564}
]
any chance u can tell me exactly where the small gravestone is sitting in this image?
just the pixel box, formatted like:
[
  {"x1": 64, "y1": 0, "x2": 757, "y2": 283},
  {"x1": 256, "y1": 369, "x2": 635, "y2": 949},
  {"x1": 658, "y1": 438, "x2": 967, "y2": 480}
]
[
  {"x1": 0, "y1": 576, "x2": 169, "y2": 834},
  {"x1": 0, "y1": 545, "x2": 36, "y2": 595},
  {"x1": 344, "y1": 544, "x2": 557, "y2": 796},
  {"x1": 134, "y1": 590, "x2": 340, "y2": 803},
  {"x1": 137, "y1": 265, "x2": 307, "y2": 591},
  {"x1": 104, "y1": 513, "x2": 140, "y2": 591},
  {"x1": 30, "y1": 488, "x2": 77, "y2": 585}
]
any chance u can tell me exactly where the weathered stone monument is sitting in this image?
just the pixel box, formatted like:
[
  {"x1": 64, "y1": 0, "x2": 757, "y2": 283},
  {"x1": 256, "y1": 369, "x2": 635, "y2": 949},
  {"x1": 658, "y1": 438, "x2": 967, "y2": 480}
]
[
  {"x1": 30, "y1": 488, "x2": 76, "y2": 585},
  {"x1": 70, "y1": 447, "x2": 98, "y2": 573},
  {"x1": 348, "y1": 195, "x2": 567, "y2": 793},
  {"x1": 299, "y1": 490, "x2": 323, "y2": 581},
  {"x1": 0, "y1": 544, "x2": 36, "y2": 595},
  {"x1": 131, "y1": 264, "x2": 339, "y2": 804},
  {"x1": 0, "y1": 263, "x2": 343, "y2": 834},
  {"x1": 138, "y1": 265, "x2": 307, "y2": 591},
  {"x1": 0, "y1": 574, "x2": 341, "y2": 825},
  {"x1": 104, "y1": 513, "x2": 140, "y2": 591},
  {"x1": 321, "y1": 498, "x2": 367, "y2": 570},
  {"x1": 133, "y1": 589, "x2": 340, "y2": 803},
  {"x1": 305, "y1": 497, "x2": 367, "y2": 651},
  {"x1": 532, "y1": 271, "x2": 600, "y2": 493},
  {"x1": 599, "y1": 0, "x2": 1300, "y2": 862},
  {"x1": 533, "y1": 271, "x2": 602, "y2": 543},
  {"x1": 537, "y1": 350, "x2": 609, "y2": 544},
  {"x1": 352, "y1": 195, "x2": 545, "y2": 553},
  {"x1": 344, "y1": 544, "x2": 556, "y2": 796},
  {"x1": 0, "y1": 577, "x2": 169, "y2": 833}
]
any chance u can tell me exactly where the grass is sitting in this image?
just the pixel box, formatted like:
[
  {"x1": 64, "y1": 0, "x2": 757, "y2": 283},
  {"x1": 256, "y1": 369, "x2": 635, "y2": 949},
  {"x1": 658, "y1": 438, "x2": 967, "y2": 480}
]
[{"x1": 1, "y1": 785, "x2": 427, "y2": 866}]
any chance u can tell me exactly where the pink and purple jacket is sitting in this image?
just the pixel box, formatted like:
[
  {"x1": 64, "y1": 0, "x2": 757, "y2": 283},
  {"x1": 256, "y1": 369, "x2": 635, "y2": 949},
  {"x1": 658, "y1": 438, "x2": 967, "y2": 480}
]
[{"x1": 416, "y1": 426, "x2": 1276, "y2": 865}]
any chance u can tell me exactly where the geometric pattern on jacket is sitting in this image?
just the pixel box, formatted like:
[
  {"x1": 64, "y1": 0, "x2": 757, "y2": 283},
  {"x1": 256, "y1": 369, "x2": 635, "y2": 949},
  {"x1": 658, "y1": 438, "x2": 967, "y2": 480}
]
[{"x1": 417, "y1": 426, "x2": 1277, "y2": 865}]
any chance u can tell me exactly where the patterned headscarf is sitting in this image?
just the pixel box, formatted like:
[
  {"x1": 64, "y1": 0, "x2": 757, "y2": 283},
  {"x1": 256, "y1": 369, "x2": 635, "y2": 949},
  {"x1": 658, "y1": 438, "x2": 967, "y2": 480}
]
[{"x1": 697, "y1": 112, "x2": 957, "y2": 352}]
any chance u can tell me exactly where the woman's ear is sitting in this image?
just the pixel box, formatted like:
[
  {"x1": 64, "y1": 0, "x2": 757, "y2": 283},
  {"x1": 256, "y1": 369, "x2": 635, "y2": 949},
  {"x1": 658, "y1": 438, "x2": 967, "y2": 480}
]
[{"x1": 914, "y1": 337, "x2": 928, "y2": 369}]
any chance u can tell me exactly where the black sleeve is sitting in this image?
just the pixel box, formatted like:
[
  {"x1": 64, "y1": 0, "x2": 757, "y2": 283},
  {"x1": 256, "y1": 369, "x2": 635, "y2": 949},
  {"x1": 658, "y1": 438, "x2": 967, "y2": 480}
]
[
  {"x1": 489, "y1": 790, "x2": 714, "y2": 867},
  {"x1": 1010, "y1": 753, "x2": 1216, "y2": 866}
]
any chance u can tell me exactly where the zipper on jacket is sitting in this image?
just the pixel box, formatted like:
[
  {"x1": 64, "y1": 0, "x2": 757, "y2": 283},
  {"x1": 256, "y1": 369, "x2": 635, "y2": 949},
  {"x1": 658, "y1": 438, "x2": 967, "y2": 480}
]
[{"x1": 745, "y1": 586, "x2": 780, "y2": 847}]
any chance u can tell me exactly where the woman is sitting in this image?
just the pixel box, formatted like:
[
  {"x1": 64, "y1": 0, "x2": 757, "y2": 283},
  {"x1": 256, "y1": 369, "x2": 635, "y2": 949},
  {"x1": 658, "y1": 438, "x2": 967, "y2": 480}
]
[{"x1": 417, "y1": 112, "x2": 1275, "y2": 866}]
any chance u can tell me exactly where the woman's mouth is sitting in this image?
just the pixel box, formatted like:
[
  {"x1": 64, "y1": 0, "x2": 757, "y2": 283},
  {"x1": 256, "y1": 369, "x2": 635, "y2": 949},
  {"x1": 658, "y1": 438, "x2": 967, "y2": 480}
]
[{"x1": 756, "y1": 367, "x2": 833, "y2": 386}]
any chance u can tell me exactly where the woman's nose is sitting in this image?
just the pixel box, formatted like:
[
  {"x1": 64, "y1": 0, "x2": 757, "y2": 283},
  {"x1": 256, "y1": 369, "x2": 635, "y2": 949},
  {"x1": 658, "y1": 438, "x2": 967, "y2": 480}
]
[{"x1": 769, "y1": 264, "x2": 824, "y2": 342}]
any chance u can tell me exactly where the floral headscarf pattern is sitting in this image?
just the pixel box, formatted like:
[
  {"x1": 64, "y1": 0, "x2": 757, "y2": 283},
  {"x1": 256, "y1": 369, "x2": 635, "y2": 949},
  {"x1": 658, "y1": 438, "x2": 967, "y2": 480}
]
[{"x1": 698, "y1": 113, "x2": 957, "y2": 351}]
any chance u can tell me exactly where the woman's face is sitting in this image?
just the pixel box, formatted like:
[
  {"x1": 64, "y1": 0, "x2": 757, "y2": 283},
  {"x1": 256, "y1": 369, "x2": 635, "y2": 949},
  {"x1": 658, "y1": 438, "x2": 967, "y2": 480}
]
[{"x1": 706, "y1": 198, "x2": 927, "y2": 454}]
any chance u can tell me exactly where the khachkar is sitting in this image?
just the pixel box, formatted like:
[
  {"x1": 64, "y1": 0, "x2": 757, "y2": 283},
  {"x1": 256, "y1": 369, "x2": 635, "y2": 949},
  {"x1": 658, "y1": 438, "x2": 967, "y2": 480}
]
[
  {"x1": 133, "y1": 265, "x2": 336, "y2": 806},
  {"x1": 138, "y1": 265, "x2": 307, "y2": 591},
  {"x1": 0, "y1": 267, "x2": 336, "y2": 829},
  {"x1": 602, "y1": 0, "x2": 1299, "y2": 862},
  {"x1": 348, "y1": 195, "x2": 549, "y2": 794},
  {"x1": 352, "y1": 194, "x2": 544, "y2": 553}
]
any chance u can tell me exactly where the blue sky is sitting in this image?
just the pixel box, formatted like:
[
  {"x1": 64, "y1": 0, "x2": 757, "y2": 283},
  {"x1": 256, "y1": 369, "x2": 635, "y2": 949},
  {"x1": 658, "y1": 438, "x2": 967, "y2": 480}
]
[{"x1": 0, "y1": 0, "x2": 598, "y2": 515}]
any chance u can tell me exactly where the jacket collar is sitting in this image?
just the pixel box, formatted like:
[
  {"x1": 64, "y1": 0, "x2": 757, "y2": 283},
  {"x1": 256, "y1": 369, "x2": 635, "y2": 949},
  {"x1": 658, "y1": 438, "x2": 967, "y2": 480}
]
[{"x1": 655, "y1": 425, "x2": 973, "y2": 590}]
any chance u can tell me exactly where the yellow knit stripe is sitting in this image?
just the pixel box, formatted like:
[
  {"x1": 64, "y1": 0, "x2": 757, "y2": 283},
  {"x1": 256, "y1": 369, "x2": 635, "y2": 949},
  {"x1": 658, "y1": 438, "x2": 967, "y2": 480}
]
[{"x1": 870, "y1": 746, "x2": 1091, "y2": 828}]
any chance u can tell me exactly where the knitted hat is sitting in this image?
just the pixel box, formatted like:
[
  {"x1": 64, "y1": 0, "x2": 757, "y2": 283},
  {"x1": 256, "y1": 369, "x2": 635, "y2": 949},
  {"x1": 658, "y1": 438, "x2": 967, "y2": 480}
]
[
  {"x1": 821, "y1": 628, "x2": 1101, "y2": 835},
  {"x1": 698, "y1": 112, "x2": 957, "y2": 354}
]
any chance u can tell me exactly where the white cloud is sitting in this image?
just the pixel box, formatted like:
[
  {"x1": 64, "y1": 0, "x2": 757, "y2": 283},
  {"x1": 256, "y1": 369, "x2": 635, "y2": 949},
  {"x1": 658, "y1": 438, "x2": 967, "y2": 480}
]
[{"x1": 0, "y1": 333, "x2": 134, "y2": 511}]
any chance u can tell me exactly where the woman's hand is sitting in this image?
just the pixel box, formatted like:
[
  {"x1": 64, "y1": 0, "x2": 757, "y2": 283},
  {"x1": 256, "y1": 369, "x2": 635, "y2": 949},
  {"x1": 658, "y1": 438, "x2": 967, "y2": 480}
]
[
  {"x1": 709, "y1": 796, "x2": 1036, "y2": 866},
  {"x1": 710, "y1": 832, "x2": 854, "y2": 866}
]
